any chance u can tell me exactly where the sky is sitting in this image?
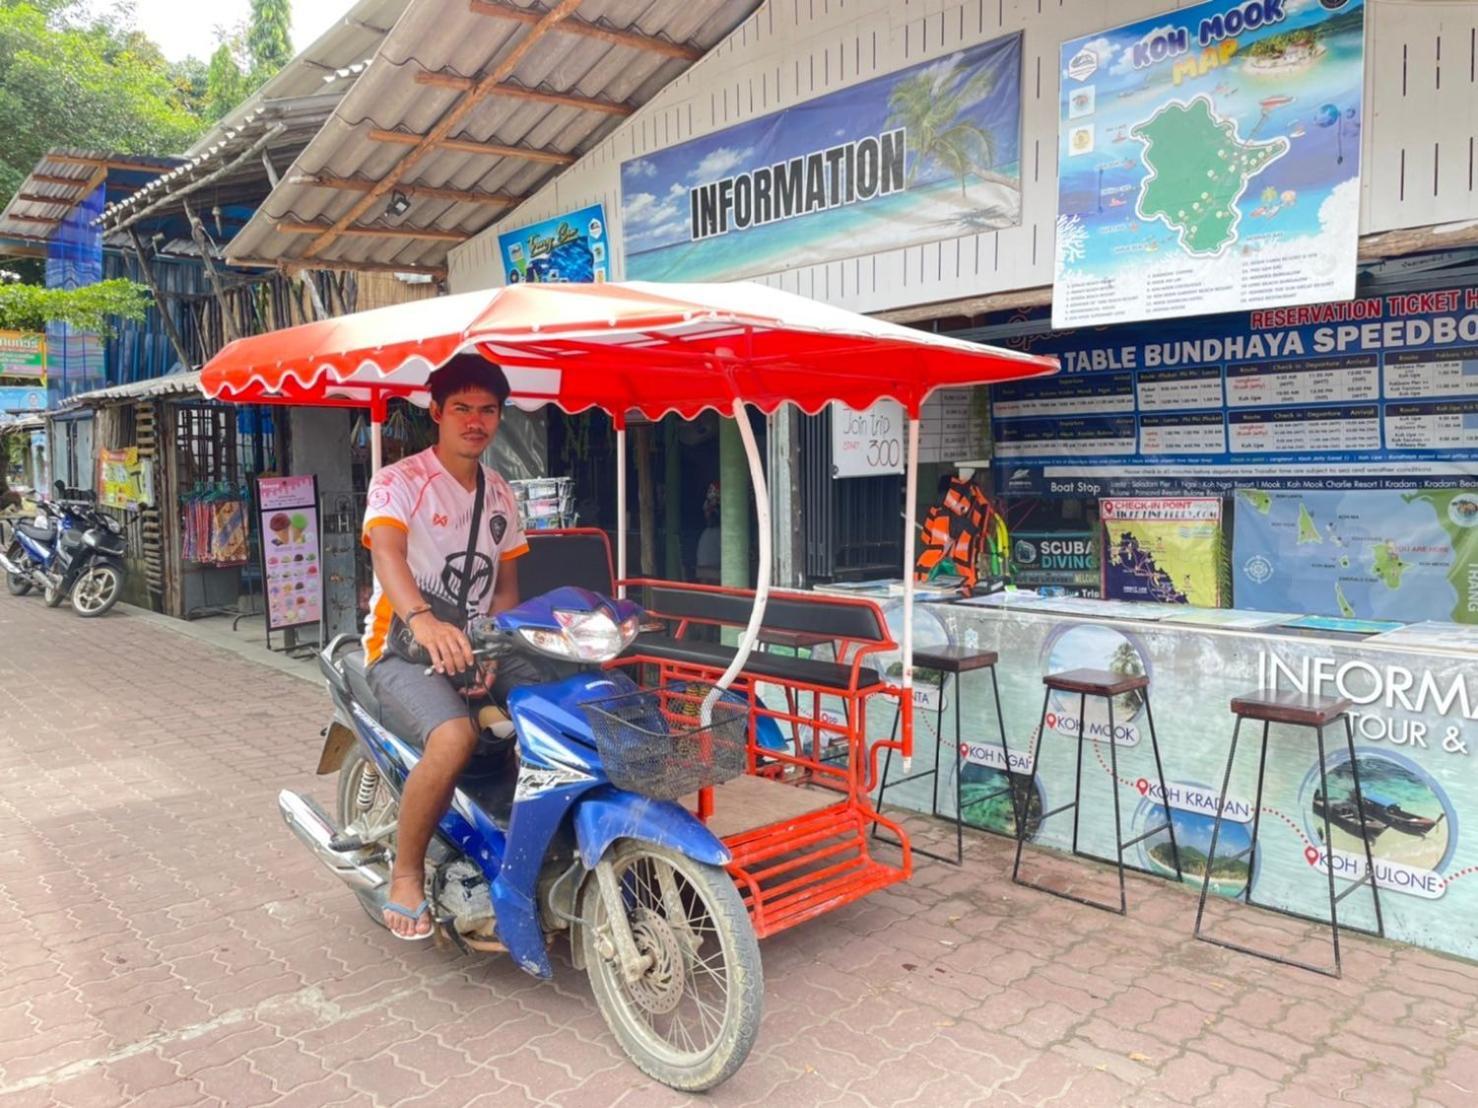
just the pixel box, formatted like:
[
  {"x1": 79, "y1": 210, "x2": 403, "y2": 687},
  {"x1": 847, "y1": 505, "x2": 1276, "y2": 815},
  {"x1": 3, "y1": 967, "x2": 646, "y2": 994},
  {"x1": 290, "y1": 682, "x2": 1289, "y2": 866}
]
[{"x1": 125, "y1": 0, "x2": 355, "y2": 63}]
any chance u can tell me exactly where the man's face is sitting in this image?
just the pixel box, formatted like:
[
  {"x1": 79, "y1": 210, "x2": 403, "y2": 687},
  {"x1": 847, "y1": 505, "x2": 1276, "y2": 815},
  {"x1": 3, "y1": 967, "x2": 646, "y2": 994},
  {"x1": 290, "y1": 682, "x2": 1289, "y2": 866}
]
[{"x1": 432, "y1": 386, "x2": 502, "y2": 459}]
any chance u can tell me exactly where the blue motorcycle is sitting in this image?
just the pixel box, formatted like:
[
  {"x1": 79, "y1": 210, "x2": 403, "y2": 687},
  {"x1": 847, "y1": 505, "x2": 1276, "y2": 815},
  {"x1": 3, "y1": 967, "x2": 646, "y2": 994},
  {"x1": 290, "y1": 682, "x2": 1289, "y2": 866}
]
[
  {"x1": 282, "y1": 586, "x2": 764, "y2": 1091},
  {"x1": 2, "y1": 483, "x2": 126, "y2": 617}
]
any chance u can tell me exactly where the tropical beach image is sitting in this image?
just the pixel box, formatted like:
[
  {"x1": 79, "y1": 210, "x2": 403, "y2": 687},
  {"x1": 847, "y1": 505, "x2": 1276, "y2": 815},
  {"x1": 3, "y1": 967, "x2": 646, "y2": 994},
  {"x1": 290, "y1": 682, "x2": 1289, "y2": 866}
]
[
  {"x1": 1143, "y1": 805, "x2": 1254, "y2": 897},
  {"x1": 1042, "y1": 623, "x2": 1150, "y2": 729},
  {"x1": 960, "y1": 763, "x2": 1043, "y2": 839},
  {"x1": 1305, "y1": 753, "x2": 1452, "y2": 872}
]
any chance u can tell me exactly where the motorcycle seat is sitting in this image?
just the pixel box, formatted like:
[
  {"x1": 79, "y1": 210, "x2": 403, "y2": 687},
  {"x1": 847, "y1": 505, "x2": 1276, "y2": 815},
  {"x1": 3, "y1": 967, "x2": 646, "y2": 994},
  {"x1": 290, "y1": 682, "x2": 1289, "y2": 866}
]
[
  {"x1": 339, "y1": 649, "x2": 383, "y2": 720},
  {"x1": 16, "y1": 521, "x2": 52, "y2": 542}
]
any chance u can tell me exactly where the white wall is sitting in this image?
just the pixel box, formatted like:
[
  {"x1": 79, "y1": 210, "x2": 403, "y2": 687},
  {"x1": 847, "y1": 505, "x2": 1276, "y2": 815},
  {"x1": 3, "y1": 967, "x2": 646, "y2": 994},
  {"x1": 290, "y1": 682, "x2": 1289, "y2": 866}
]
[{"x1": 449, "y1": 0, "x2": 1478, "y2": 312}]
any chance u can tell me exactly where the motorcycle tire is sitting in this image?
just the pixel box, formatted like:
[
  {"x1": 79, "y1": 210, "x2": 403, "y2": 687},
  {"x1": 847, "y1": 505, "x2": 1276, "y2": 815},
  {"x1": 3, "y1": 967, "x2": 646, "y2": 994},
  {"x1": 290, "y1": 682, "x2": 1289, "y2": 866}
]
[
  {"x1": 580, "y1": 840, "x2": 763, "y2": 1093},
  {"x1": 336, "y1": 750, "x2": 399, "y2": 929},
  {"x1": 4, "y1": 544, "x2": 30, "y2": 596},
  {"x1": 72, "y1": 564, "x2": 122, "y2": 618},
  {"x1": 42, "y1": 582, "x2": 65, "y2": 608}
]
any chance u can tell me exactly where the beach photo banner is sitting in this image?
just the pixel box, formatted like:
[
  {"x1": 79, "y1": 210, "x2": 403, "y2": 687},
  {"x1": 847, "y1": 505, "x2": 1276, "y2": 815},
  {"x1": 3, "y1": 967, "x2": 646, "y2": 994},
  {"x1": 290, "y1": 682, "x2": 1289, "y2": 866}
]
[
  {"x1": 620, "y1": 33, "x2": 1023, "y2": 283},
  {"x1": 498, "y1": 203, "x2": 608, "y2": 285},
  {"x1": 1054, "y1": 0, "x2": 1366, "y2": 328}
]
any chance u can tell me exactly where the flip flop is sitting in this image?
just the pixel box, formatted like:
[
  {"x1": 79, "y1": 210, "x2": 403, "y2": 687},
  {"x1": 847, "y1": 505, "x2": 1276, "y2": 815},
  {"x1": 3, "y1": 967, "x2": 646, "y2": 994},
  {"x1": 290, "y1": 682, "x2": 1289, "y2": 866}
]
[{"x1": 383, "y1": 898, "x2": 433, "y2": 942}]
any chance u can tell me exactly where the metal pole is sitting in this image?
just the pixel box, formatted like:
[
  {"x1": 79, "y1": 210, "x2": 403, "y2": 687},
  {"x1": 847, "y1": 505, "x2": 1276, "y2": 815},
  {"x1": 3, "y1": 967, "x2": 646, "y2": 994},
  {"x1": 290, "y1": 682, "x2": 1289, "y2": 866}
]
[
  {"x1": 901, "y1": 414, "x2": 919, "y2": 770},
  {"x1": 703, "y1": 398, "x2": 771, "y2": 720},
  {"x1": 616, "y1": 423, "x2": 627, "y2": 597},
  {"x1": 370, "y1": 394, "x2": 386, "y2": 474}
]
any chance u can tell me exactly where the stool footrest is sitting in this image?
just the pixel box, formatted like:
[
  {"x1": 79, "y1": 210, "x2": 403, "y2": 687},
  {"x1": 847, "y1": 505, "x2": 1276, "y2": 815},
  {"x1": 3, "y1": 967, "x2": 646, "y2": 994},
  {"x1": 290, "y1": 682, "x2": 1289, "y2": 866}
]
[
  {"x1": 1120, "y1": 823, "x2": 1173, "y2": 850},
  {"x1": 1195, "y1": 932, "x2": 1339, "y2": 979},
  {"x1": 879, "y1": 768, "x2": 938, "y2": 789},
  {"x1": 1222, "y1": 844, "x2": 1256, "y2": 864},
  {"x1": 1038, "y1": 801, "x2": 1077, "y2": 820}
]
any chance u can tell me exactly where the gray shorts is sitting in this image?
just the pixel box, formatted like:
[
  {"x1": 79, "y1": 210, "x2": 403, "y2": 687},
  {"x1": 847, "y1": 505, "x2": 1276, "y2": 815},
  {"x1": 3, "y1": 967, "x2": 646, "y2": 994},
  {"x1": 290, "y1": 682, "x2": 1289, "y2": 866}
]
[{"x1": 366, "y1": 654, "x2": 474, "y2": 748}]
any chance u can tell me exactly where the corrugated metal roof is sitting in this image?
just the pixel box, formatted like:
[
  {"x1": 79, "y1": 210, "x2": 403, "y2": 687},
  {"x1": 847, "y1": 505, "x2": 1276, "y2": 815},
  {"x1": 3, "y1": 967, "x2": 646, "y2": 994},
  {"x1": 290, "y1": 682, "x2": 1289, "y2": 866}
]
[
  {"x1": 0, "y1": 150, "x2": 182, "y2": 247},
  {"x1": 188, "y1": 0, "x2": 413, "y2": 157},
  {"x1": 227, "y1": 0, "x2": 761, "y2": 276},
  {"x1": 71, "y1": 370, "x2": 203, "y2": 405}
]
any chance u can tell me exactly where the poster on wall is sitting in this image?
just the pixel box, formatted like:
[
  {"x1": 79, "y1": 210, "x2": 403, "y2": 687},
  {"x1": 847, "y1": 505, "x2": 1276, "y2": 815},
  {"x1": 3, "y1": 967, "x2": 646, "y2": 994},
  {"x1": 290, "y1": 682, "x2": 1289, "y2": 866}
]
[
  {"x1": 1011, "y1": 531, "x2": 1101, "y2": 590},
  {"x1": 1233, "y1": 487, "x2": 1478, "y2": 624},
  {"x1": 97, "y1": 448, "x2": 154, "y2": 509},
  {"x1": 0, "y1": 384, "x2": 47, "y2": 413},
  {"x1": 498, "y1": 203, "x2": 608, "y2": 285},
  {"x1": 621, "y1": 32, "x2": 1022, "y2": 283},
  {"x1": 0, "y1": 331, "x2": 45, "y2": 379},
  {"x1": 1099, "y1": 496, "x2": 1227, "y2": 606},
  {"x1": 992, "y1": 284, "x2": 1478, "y2": 498},
  {"x1": 1053, "y1": 0, "x2": 1366, "y2": 328},
  {"x1": 257, "y1": 475, "x2": 322, "y2": 631}
]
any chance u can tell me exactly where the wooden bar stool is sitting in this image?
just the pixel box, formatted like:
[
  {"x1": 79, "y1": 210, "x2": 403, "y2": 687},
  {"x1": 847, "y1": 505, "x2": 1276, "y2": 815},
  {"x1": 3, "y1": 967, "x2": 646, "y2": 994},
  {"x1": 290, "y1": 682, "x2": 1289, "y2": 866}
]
[
  {"x1": 875, "y1": 646, "x2": 1011, "y2": 865},
  {"x1": 1012, "y1": 668, "x2": 1182, "y2": 913},
  {"x1": 1194, "y1": 690, "x2": 1385, "y2": 977}
]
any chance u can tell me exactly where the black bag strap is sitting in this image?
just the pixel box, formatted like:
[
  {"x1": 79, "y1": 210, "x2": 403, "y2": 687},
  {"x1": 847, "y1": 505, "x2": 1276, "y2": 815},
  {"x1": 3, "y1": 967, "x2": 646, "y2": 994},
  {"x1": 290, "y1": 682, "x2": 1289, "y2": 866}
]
[{"x1": 455, "y1": 465, "x2": 486, "y2": 617}]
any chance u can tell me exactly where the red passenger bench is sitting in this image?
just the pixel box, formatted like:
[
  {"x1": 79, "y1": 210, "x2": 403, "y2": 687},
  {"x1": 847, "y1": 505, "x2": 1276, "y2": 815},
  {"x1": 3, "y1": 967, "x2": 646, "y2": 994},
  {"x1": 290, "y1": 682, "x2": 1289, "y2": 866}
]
[{"x1": 523, "y1": 531, "x2": 913, "y2": 937}]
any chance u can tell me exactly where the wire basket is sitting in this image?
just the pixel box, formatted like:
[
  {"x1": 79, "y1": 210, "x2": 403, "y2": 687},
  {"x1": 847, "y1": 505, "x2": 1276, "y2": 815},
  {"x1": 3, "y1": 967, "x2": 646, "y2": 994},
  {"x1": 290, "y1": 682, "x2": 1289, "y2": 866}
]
[{"x1": 580, "y1": 683, "x2": 748, "y2": 801}]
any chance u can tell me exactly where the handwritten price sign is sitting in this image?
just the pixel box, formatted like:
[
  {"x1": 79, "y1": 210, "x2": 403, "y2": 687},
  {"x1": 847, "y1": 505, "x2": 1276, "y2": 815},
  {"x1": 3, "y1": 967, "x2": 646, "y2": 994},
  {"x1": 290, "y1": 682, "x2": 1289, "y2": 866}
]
[{"x1": 831, "y1": 399, "x2": 905, "y2": 478}]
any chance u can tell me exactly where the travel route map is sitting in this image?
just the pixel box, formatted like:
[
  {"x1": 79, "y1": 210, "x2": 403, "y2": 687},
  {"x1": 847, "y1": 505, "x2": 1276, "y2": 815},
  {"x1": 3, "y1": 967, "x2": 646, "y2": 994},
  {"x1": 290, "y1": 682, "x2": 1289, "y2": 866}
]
[
  {"x1": 1233, "y1": 489, "x2": 1478, "y2": 623},
  {"x1": 1131, "y1": 95, "x2": 1289, "y2": 257},
  {"x1": 1100, "y1": 498, "x2": 1228, "y2": 607}
]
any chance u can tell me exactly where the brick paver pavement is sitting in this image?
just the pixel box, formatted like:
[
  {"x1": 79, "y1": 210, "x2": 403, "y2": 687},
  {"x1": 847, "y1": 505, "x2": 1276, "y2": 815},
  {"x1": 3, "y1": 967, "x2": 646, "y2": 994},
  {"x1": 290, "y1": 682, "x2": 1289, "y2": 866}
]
[{"x1": 2, "y1": 595, "x2": 1476, "y2": 1107}]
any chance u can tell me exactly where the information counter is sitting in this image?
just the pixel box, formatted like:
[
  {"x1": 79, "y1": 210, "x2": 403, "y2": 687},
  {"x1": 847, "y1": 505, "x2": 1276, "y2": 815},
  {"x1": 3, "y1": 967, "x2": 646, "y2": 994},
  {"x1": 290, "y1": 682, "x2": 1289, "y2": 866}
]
[{"x1": 809, "y1": 586, "x2": 1478, "y2": 962}]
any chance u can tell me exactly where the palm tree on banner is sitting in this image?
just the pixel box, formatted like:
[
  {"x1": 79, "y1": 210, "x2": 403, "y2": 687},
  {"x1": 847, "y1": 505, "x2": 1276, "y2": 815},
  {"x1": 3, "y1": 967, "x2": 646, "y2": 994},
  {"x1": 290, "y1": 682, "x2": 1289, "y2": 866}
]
[{"x1": 886, "y1": 55, "x2": 1001, "y2": 196}]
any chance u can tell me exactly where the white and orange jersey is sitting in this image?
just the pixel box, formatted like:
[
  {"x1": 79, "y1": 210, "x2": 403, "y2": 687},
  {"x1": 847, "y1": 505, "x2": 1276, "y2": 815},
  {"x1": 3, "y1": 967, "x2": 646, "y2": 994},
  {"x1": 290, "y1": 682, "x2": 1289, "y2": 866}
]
[{"x1": 360, "y1": 447, "x2": 528, "y2": 664}]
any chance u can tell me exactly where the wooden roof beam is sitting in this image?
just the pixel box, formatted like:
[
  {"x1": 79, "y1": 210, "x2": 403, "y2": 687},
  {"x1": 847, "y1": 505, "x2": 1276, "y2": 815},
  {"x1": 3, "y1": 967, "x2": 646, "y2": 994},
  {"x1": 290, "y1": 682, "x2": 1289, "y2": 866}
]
[
  {"x1": 468, "y1": 0, "x2": 702, "y2": 61},
  {"x1": 7, "y1": 214, "x2": 62, "y2": 226},
  {"x1": 414, "y1": 71, "x2": 635, "y2": 117},
  {"x1": 276, "y1": 221, "x2": 468, "y2": 243},
  {"x1": 14, "y1": 193, "x2": 69, "y2": 205},
  {"x1": 230, "y1": 255, "x2": 448, "y2": 279},
  {"x1": 369, "y1": 128, "x2": 575, "y2": 165},
  {"x1": 28, "y1": 174, "x2": 86, "y2": 189},
  {"x1": 304, "y1": 0, "x2": 584, "y2": 259},
  {"x1": 45, "y1": 153, "x2": 168, "y2": 172},
  {"x1": 300, "y1": 175, "x2": 524, "y2": 207}
]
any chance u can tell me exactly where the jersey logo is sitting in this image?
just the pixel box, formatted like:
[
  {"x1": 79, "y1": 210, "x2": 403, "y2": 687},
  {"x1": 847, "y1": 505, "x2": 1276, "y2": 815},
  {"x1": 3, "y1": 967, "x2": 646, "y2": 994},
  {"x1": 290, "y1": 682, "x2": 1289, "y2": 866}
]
[
  {"x1": 432, "y1": 513, "x2": 448, "y2": 527},
  {"x1": 489, "y1": 513, "x2": 508, "y2": 544}
]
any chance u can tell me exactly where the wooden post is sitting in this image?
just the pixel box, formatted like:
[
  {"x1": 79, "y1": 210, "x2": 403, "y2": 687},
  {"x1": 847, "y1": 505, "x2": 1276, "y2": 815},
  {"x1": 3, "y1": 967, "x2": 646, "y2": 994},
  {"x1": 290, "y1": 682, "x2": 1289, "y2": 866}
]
[
  {"x1": 125, "y1": 229, "x2": 195, "y2": 370},
  {"x1": 183, "y1": 199, "x2": 241, "y2": 343}
]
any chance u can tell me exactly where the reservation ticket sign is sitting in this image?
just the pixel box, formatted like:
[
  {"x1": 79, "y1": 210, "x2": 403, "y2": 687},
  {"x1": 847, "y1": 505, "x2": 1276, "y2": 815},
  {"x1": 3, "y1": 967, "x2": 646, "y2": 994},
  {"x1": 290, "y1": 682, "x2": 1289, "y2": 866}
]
[{"x1": 1053, "y1": 0, "x2": 1366, "y2": 327}]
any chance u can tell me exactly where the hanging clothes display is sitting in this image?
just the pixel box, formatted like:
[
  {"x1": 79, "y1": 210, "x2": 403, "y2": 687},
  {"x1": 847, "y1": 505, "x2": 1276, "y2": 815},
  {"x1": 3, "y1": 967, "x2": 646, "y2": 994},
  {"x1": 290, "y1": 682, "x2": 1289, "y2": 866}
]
[{"x1": 181, "y1": 488, "x2": 250, "y2": 566}]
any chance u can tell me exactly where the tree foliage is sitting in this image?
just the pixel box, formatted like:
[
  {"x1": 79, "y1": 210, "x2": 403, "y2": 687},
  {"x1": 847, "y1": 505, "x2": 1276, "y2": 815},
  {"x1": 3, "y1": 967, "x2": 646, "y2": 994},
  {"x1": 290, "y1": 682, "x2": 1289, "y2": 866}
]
[
  {"x1": 205, "y1": 35, "x2": 248, "y2": 123},
  {"x1": 0, "y1": 1, "x2": 205, "y2": 204},
  {"x1": 247, "y1": 0, "x2": 291, "y2": 85},
  {"x1": 0, "y1": 278, "x2": 152, "y2": 336}
]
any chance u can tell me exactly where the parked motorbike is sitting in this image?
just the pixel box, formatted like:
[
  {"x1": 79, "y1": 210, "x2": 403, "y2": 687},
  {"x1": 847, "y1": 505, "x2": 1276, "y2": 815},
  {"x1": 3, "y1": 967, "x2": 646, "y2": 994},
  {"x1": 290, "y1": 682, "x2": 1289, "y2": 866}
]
[
  {"x1": 1, "y1": 482, "x2": 127, "y2": 617},
  {"x1": 284, "y1": 585, "x2": 763, "y2": 1091}
]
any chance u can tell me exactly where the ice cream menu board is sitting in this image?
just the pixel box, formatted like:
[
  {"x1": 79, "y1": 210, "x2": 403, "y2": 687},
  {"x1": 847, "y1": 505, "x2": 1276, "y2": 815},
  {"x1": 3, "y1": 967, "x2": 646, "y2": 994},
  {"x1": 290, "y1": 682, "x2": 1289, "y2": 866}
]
[{"x1": 257, "y1": 475, "x2": 322, "y2": 631}]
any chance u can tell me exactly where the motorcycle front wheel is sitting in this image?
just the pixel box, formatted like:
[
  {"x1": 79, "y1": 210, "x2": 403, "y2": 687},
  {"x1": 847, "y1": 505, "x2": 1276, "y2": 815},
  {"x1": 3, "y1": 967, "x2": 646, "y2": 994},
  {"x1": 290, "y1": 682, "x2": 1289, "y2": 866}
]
[
  {"x1": 581, "y1": 840, "x2": 763, "y2": 1093},
  {"x1": 72, "y1": 564, "x2": 122, "y2": 617},
  {"x1": 42, "y1": 581, "x2": 65, "y2": 608}
]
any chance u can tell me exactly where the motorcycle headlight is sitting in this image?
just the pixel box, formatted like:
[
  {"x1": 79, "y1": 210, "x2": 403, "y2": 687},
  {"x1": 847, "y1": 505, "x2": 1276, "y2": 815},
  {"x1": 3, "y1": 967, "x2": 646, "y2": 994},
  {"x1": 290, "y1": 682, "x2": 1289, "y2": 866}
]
[
  {"x1": 103, "y1": 516, "x2": 122, "y2": 534},
  {"x1": 83, "y1": 530, "x2": 101, "y2": 548},
  {"x1": 518, "y1": 609, "x2": 641, "y2": 662}
]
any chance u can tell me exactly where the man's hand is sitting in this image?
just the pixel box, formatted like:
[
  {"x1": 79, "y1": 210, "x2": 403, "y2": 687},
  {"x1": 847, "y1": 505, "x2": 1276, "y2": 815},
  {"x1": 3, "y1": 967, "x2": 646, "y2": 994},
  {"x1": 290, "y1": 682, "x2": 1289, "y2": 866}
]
[{"x1": 410, "y1": 614, "x2": 476, "y2": 675}]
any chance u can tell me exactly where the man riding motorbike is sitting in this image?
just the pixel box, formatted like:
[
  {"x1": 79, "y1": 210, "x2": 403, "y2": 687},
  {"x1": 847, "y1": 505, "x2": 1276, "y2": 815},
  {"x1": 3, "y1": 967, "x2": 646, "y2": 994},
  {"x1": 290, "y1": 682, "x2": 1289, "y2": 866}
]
[{"x1": 361, "y1": 353, "x2": 529, "y2": 939}]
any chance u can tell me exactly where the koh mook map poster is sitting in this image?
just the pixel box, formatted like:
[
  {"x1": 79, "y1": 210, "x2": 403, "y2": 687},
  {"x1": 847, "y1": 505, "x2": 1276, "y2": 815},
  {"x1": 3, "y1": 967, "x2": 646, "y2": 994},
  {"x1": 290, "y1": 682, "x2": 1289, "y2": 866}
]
[
  {"x1": 620, "y1": 33, "x2": 1022, "y2": 282},
  {"x1": 1053, "y1": 0, "x2": 1366, "y2": 329}
]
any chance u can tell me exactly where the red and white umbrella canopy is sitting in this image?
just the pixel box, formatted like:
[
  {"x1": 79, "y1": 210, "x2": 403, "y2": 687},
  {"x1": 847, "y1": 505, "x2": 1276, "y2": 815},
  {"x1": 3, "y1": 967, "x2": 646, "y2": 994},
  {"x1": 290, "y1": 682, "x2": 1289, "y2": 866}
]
[{"x1": 199, "y1": 281, "x2": 1057, "y2": 419}]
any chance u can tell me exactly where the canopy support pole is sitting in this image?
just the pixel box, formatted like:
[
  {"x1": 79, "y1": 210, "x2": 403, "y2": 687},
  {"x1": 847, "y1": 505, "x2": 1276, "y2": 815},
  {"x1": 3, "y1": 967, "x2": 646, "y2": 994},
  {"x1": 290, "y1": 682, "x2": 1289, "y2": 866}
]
[
  {"x1": 703, "y1": 399, "x2": 771, "y2": 720},
  {"x1": 370, "y1": 394, "x2": 386, "y2": 474},
  {"x1": 901, "y1": 414, "x2": 919, "y2": 771},
  {"x1": 615, "y1": 424, "x2": 627, "y2": 598}
]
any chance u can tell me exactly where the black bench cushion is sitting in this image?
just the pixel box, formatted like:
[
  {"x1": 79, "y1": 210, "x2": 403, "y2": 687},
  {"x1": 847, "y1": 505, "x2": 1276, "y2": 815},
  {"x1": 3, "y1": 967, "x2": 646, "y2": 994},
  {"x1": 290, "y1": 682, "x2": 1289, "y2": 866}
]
[
  {"x1": 644, "y1": 583, "x2": 888, "y2": 643},
  {"x1": 621, "y1": 633, "x2": 882, "y2": 691}
]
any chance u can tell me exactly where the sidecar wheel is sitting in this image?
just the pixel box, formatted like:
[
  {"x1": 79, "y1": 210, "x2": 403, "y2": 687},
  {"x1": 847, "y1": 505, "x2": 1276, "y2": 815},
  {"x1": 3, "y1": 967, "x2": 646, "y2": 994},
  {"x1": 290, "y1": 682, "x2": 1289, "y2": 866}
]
[{"x1": 581, "y1": 840, "x2": 763, "y2": 1092}]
